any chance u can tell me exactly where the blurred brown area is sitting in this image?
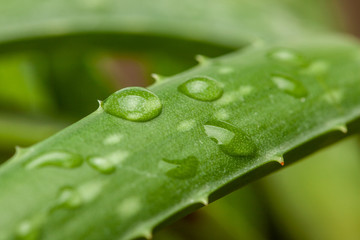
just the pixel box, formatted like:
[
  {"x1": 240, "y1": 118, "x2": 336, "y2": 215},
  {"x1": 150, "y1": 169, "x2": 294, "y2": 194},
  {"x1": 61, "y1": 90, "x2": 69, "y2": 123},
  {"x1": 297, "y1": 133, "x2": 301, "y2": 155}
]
[{"x1": 339, "y1": 0, "x2": 360, "y2": 38}]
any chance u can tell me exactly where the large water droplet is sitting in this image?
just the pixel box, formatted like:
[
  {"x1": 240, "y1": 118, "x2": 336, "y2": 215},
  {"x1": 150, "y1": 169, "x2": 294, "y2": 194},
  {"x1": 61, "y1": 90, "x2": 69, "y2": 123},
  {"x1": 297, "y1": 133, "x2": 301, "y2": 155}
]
[
  {"x1": 26, "y1": 151, "x2": 83, "y2": 169},
  {"x1": 203, "y1": 120, "x2": 256, "y2": 156},
  {"x1": 162, "y1": 156, "x2": 199, "y2": 179},
  {"x1": 54, "y1": 186, "x2": 82, "y2": 210},
  {"x1": 271, "y1": 74, "x2": 308, "y2": 99},
  {"x1": 16, "y1": 220, "x2": 40, "y2": 240},
  {"x1": 103, "y1": 87, "x2": 162, "y2": 122},
  {"x1": 178, "y1": 77, "x2": 223, "y2": 101},
  {"x1": 86, "y1": 156, "x2": 116, "y2": 174},
  {"x1": 267, "y1": 48, "x2": 306, "y2": 66}
]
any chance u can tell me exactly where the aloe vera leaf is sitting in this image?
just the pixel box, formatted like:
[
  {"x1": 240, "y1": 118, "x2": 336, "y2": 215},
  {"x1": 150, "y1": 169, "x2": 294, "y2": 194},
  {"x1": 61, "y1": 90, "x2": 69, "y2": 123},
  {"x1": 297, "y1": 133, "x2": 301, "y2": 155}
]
[
  {"x1": 0, "y1": 0, "x2": 335, "y2": 48},
  {"x1": 0, "y1": 113, "x2": 67, "y2": 151},
  {"x1": 0, "y1": 35, "x2": 360, "y2": 240},
  {"x1": 0, "y1": 53, "x2": 54, "y2": 113}
]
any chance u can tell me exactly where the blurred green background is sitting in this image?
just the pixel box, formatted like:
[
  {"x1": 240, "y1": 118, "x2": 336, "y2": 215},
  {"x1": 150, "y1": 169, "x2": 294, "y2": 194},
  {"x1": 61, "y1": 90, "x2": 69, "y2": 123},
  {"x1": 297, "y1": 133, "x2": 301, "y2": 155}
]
[{"x1": 0, "y1": 0, "x2": 359, "y2": 239}]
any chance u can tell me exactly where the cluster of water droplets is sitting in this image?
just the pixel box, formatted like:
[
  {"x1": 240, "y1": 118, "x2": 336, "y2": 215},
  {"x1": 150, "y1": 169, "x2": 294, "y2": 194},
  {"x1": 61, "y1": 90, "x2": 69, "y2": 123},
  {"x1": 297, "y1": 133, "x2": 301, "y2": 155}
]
[
  {"x1": 18, "y1": 52, "x2": 317, "y2": 238},
  {"x1": 267, "y1": 48, "x2": 311, "y2": 100}
]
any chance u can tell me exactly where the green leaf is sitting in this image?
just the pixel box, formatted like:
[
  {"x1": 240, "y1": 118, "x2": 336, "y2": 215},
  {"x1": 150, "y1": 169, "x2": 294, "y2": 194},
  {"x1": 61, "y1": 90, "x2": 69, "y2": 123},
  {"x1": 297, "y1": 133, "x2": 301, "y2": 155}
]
[
  {"x1": 259, "y1": 135, "x2": 360, "y2": 240},
  {"x1": 0, "y1": 35, "x2": 360, "y2": 239},
  {"x1": 0, "y1": 0, "x2": 335, "y2": 48},
  {"x1": 0, "y1": 53, "x2": 54, "y2": 114}
]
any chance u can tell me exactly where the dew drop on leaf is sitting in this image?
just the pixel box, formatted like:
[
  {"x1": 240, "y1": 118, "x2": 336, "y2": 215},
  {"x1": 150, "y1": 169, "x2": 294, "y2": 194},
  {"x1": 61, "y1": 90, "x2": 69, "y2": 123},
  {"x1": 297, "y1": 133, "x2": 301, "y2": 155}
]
[
  {"x1": 54, "y1": 186, "x2": 83, "y2": 210},
  {"x1": 26, "y1": 151, "x2": 83, "y2": 169},
  {"x1": 15, "y1": 220, "x2": 40, "y2": 240},
  {"x1": 162, "y1": 156, "x2": 199, "y2": 179},
  {"x1": 271, "y1": 74, "x2": 308, "y2": 99},
  {"x1": 178, "y1": 77, "x2": 223, "y2": 101},
  {"x1": 103, "y1": 87, "x2": 162, "y2": 122},
  {"x1": 86, "y1": 156, "x2": 116, "y2": 174},
  {"x1": 203, "y1": 120, "x2": 256, "y2": 156},
  {"x1": 267, "y1": 48, "x2": 306, "y2": 66}
]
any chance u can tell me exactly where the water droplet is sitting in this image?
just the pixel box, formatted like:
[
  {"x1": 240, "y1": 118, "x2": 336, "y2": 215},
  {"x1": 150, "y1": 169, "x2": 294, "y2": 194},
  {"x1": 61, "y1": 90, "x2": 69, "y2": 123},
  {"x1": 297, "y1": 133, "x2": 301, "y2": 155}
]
[
  {"x1": 87, "y1": 156, "x2": 116, "y2": 174},
  {"x1": 16, "y1": 220, "x2": 40, "y2": 240},
  {"x1": 178, "y1": 77, "x2": 223, "y2": 101},
  {"x1": 323, "y1": 89, "x2": 342, "y2": 104},
  {"x1": 117, "y1": 196, "x2": 141, "y2": 218},
  {"x1": 78, "y1": 180, "x2": 106, "y2": 203},
  {"x1": 103, "y1": 134, "x2": 123, "y2": 145},
  {"x1": 103, "y1": 87, "x2": 162, "y2": 122},
  {"x1": 218, "y1": 67, "x2": 234, "y2": 74},
  {"x1": 271, "y1": 74, "x2": 308, "y2": 99},
  {"x1": 215, "y1": 91, "x2": 238, "y2": 106},
  {"x1": 54, "y1": 186, "x2": 82, "y2": 210},
  {"x1": 162, "y1": 156, "x2": 199, "y2": 179},
  {"x1": 267, "y1": 48, "x2": 306, "y2": 66},
  {"x1": 203, "y1": 120, "x2": 256, "y2": 156},
  {"x1": 26, "y1": 151, "x2": 83, "y2": 169},
  {"x1": 214, "y1": 109, "x2": 229, "y2": 121},
  {"x1": 238, "y1": 85, "x2": 253, "y2": 96},
  {"x1": 177, "y1": 119, "x2": 196, "y2": 132},
  {"x1": 302, "y1": 60, "x2": 329, "y2": 75}
]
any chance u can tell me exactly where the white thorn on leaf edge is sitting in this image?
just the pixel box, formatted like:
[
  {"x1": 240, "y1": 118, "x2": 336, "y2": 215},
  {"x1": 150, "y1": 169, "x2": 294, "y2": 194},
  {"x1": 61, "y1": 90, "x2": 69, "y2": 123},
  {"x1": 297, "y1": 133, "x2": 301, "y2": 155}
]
[
  {"x1": 151, "y1": 73, "x2": 165, "y2": 83},
  {"x1": 195, "y1": 54, "x2": 210, "y2": 65},
  {"x1": 273, "y1": 155, "x2": 284, "y2": 166},
  {"x1": 333, "y1": 124, "x2": 348, "y2": 134}
]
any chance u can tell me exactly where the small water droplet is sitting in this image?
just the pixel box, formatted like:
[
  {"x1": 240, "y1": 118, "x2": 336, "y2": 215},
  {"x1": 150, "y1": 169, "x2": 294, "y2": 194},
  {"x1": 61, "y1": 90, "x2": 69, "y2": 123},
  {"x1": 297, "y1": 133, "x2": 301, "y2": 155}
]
[
  {"x1": 323, "y1": 89, "x2": 342, "y2": 104},
  {"x1": 16, "y1": 220, "x2": 40, "y2": 240},
  {"x1": 267, "y1": 48, "x2": 306, "y2": 66},
  {"x1": 238, "y1": 85, "x2": 253, "y2": 96},
  {"x1": 162, "y1": 156, "x2": 199, "y2": 179},
  {"x1": 218, "y1": 67, "x2": 234, "y2": 74},
  {"x1": 302, "y1": 60, "x2": 329, "y2": 75},
  {"x1": 178, "y1": 77, "x2": 223, "y2": 101},
  {"x1": 271, "y1": 74, "x2": 308, "y2": 99},
  {"x1": 117, "y1": 196, "x2": 141, "y2": 218},
  {"x1": 26, "y1": 151, "x2": 83, "y2": 169},
  {"x1": 203, "y1": 120, "x2": 256, "y2": 156},
  {"x1": 214, "y1": 109, "x2": 230, "y2": 121},
  {"x1": 54, "y1": 186, "x2": 82, "y2": 210},
  {"x1": 103, "y1": 87, "x2": 162, "y2": 122},
  {"x1": 87, "y1": 156, "x2": 116, "y2": 174},
  {"x1": 215, "y1": 91, "x2": 238, "y2": 106},
  {"x1": 103, "y1": 134, "x2": 123, "y2": 145},
  {"x1": 78, "y1": 180, "x2": 106, "y2": 203},
  {"x1": 177, "y1": 119, "x2": 196, "y2": 132}
]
